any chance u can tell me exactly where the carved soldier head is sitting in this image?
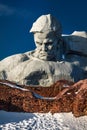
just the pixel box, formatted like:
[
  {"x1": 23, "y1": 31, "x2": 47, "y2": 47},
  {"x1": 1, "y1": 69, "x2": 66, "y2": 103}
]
[{"x1": 30, "y1": 14, "x2": 63, "y2": 61}]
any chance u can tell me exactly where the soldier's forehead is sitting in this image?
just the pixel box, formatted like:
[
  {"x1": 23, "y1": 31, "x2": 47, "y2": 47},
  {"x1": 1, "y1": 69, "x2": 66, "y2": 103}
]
[{"x1": 34, "y1": 32, "x2": 57, "y2": 39}]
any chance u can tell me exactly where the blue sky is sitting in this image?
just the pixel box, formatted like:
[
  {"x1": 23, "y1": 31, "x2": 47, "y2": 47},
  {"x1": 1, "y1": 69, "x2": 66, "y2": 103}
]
[{"x1": 0, "y1": 0, "x2": 87, "y2": 60}]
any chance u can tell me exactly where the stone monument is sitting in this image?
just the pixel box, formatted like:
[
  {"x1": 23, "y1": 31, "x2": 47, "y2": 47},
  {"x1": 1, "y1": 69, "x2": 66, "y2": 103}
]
[{"x1": 0, "y1": 14, "x2": 87, "y2": 86}]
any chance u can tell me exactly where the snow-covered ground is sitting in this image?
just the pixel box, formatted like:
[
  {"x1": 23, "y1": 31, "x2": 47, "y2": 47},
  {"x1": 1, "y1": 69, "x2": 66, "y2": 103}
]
[{"x1": 0, "y1": 111, "x2": 87, "y2": 130}]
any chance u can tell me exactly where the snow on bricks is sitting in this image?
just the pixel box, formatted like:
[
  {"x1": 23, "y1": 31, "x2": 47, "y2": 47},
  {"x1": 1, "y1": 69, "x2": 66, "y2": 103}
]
[{"x1": 0, "y1": 79, "x2": 87, "y2": 117}]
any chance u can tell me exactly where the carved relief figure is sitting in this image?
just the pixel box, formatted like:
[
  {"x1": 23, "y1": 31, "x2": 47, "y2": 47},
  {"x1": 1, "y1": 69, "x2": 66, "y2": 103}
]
[{"x1": 0, "y1": 14, "x2": 87, "y2": 86}]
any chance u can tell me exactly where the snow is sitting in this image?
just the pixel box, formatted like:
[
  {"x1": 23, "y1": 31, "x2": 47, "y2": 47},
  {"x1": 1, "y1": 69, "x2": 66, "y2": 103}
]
[
  {"x1": 0, "y1": 82, "x2": 29, "y2": 91},
  {"x1": 0, "y1": 111, "x2": 87, "y2": 130}
]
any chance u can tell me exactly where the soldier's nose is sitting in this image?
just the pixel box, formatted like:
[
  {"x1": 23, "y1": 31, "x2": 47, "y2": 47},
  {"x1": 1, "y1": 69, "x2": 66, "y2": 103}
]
[{"x1": 42, "y1": 44, "x2": 47, "y2": 51}]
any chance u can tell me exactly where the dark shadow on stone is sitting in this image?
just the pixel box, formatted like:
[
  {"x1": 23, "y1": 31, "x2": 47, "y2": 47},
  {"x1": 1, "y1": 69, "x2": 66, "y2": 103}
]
[
  {"x1": 0, "y1": 100, "x2": 24, "y2": 112},
  {"x1": 25, "y1": 70, "x2": 48, "y2": 85},
  {"x1": 70, "y1": 64, "x2": 85, "y2": 82}
]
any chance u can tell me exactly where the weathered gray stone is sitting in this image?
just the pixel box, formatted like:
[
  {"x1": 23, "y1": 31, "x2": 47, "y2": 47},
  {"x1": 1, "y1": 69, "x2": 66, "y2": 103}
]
[
  {"x1": 30, "y1": 14, "x2": 62, "y2": 35},
  {"x1": 0, "y1": 14, "x2": 87, "y2": 86},
  {"x1": 63, "y1": 31, "x2": 87, "y2": 55}
]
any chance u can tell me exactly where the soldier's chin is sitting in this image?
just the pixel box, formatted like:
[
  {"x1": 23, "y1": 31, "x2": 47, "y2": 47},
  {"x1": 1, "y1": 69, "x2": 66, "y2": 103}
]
[{"x1": 39, "y1": 55, "x2": 52, "y2": 60}]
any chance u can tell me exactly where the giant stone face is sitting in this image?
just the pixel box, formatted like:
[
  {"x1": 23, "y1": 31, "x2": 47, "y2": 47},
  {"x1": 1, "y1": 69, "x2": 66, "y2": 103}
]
[
  {"x1": 34, "y1": 31, "x2": 59, "y2": 60},
  {"x1": 30, "y1": 14, "x2": 62, "y2": 61}
]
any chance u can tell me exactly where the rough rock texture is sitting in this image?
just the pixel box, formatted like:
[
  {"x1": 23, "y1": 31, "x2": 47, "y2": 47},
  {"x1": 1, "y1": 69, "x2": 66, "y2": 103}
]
[
  {"x1": 0, "y1": 79, "x2": 87, "y2": 117},
  {"x1": 0, "y1": 57, "x2": 75, "y2": 86},
  {"x1": 64, "y1": 31, "x2": 87, "y2": 55}
]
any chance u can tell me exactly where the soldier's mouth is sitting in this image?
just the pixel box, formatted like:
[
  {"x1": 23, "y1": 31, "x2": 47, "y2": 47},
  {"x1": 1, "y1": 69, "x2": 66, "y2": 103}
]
[{"x1": 40, "y1": 54, "x2": 51, "y2": 58}]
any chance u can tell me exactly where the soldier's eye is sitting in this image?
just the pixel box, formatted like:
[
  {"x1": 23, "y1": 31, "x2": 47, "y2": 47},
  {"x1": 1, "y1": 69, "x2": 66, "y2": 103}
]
[
  {"x1": 46, "y1": 42, "x2": 53, "y2": 45},
  {"x1": 36, "y1": 42, "x2": 42, "y2": 45}
]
